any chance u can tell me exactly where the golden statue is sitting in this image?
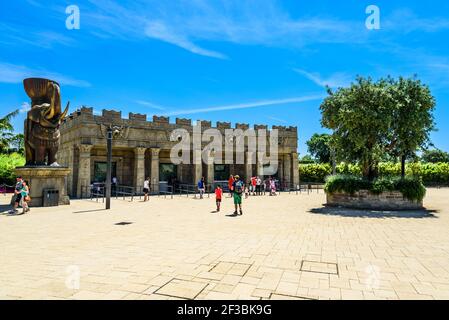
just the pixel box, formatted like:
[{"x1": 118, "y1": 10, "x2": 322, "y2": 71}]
[{"x1": 23, "y1": 78, "x2": 69, "y2": 166}]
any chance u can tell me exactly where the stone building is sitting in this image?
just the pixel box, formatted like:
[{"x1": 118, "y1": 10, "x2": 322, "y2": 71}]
[{"x1": 57, "y1": 107, "x2": 300, "y2": 198}]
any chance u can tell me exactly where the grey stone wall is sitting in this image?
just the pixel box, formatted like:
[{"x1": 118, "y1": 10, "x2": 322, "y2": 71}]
[{"x1": 326, "y1": 190, "x2": 424, "y2": 210}]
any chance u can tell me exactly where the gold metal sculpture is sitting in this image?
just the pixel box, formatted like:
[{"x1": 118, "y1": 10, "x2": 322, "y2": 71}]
[{"x1": 23, "y1": 78, "x2": 69, "y2": 166}]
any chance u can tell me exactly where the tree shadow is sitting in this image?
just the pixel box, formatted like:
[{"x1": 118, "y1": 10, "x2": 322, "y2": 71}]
[{"x1": 309, "y1": 206, "x2": 438, "y2": 219}]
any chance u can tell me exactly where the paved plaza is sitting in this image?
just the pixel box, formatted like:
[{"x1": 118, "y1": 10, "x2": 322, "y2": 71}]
[{"x1": 1, "y1": 189, "x2": 449, "y2": 300}]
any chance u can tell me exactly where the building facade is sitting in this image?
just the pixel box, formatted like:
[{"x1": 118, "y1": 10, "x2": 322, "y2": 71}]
[{"x1": 58, "y1": 107, "x2": 300, "y2": 198}]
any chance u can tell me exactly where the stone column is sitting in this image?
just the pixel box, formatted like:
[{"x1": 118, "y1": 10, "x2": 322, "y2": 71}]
[
  {"x1": 257, "y1": 152, "x2": 264, "y2": 178},
  {"x1": 283, "y1": 153, "x2": 292, "y2": 187},
  {"x1": 150, "y1": 148, "x2": 160, "y2": 193},
  {"x1": 291, "y1": 152, "x2": 300, "y2": 188},
  {"x1": 206, "y1": 153, "x2": 214, "y2": 188},
  {"x1": 246, "y1": 151, "x2": 254, "y2": 184},
  {"x1": 193, "y1": 149, "x2": 202, "y2": 185},
  {"x1": 77, "y1": 144, "x2": 92, "y2": 198},
  {"x1": 134, "y1": 147, "x2": 146, "y2": 191}
]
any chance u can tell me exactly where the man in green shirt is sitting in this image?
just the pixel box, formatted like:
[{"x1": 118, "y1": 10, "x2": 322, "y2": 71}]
[{"x1": 232, "y1": 175, "x2": 244, "y2": 215}]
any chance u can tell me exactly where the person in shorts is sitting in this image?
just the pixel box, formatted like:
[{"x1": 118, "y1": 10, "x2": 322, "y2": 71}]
[
  {"x1": 9, "y1": 176, "x2": 23, "y2": 214},
  {"x1": 215, "y1": 185, "x2": 223, "y2": 212},
  {"x1": 228, "y1": 175, "x2": 234, "y2": 197},
  {"x1": 20, "y1": 180, "x2": 30, "y2": 214},
  {"x1": 143, "y1": 177, "x2": 150, "y2": 202},
  {"x1": 198, "y1": 177, "x2": 205, "y2": 199},
  {"x1": 232, "y1": 175, "x2": 244, "y2": 215}
]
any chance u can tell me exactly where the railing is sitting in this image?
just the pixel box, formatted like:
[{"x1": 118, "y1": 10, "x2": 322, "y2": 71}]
[
  {"x1": 135, "y1": 183, "x2": 174, "y2": 199},
  {"x1": 0, "y1": 183, "x2": 15, "y2": 195}
]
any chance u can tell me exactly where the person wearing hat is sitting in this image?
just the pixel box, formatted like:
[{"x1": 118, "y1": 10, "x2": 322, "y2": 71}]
[{"x1": 232, "y1": 175, "x2": 244, "y2": 215}]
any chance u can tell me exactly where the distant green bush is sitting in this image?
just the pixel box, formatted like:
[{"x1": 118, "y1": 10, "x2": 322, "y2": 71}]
[
  {"x1": 324, "y1": 174, "x2": 426, "y2": 202},
  {"x1": 299, "y1": 162, "x2": 449, "y2": 185},
  {"x1": 0, "y1": 153, "x2": 25, "y2": 185}
]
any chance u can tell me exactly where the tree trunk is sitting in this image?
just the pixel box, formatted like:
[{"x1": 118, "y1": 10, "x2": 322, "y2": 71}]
[{"x1": 401, "y1": 155, "x2": 406, "y2": 178}]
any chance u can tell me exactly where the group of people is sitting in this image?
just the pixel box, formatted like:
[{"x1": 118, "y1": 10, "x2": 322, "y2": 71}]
[
  {"x1": 198, "y1": 174, "x2": 279, "y2": 216},
  {"x1": 8, "y1": 176, "x2": 31, "y2": 215},
  {"x1": 228, "y1": 175, "x2": 278, "y2": 197}
]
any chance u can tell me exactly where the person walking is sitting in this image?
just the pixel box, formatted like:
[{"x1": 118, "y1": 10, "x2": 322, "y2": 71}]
[
  {"x1": 256, "y1": 176, "x2": 262, "y2": 195},
  {"x1": 198, "y1": 177, "x2": 205, "y2": 199},
  {"x1": 143, "y1": 177, "x2": 150, "y2": 201},
  {"x1": 215, "y1": 185, "x2": 223, "y2": 212},
  {"x1": 232, "y1": 175, "x2": 244, "y2": 215},
  {"x1": 251, "y1": 176, "x2": 257, "y2": 196},
  {"x1": 20, "y1": 180, "x2": 30, "y2": 214},
  {"x1": 227, "y1": 175, "x2": 234, "y2": 198},
  {"x1": 270, "y1": 177, "x2": 277, "y2": 196},
  {"x1": 9, "y1": 176, "x2": 23, "y2": 214}
]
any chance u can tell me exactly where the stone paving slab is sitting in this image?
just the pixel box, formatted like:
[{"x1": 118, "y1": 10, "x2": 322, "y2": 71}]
[{"x1": 0, "y1": 188, "x2": 448, "y2": 300}]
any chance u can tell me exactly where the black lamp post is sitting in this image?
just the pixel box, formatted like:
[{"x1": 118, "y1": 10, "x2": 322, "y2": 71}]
[{"x1": 106, "y1": 127, "x2": 113, "y2": 209}]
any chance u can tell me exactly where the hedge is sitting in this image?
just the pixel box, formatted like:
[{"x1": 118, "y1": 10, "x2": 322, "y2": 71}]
[
  {"x1": 300, "y1": 162, "x2": 449, "y2": 185},
  {"x1": 324, "y1": 174, "x2": 426, "y2": 202},
  {"x1": 0, "y1": 153, "x2": 25, "y2": 185}
]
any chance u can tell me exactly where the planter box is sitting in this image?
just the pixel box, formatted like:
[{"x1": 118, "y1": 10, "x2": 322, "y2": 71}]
[{"x1": 326, "y1": 190, "x2": 423, "y2": 210}]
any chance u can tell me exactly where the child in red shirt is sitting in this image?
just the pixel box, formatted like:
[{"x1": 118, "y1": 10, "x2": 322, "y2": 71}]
[{"x1": 215, "y1": 185, "x2": 223, "y2": 212}]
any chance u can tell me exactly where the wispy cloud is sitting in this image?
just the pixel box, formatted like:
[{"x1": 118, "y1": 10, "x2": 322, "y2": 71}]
[
  {"x1": 267, "y1": 116, "x2": 288, "y2": 124},
  {"x1": 293, "y1": 69, "x2": 352, "y2": 89},
  {"x1": 384, "y1": 9, "x2": 449, "y2": 33},
  {"x1": 0, "y1": 23, "x2": 75, "y2": 49},
  {"x1": 0, "y1": 62, "x2": 91, "y2": 87},
  {"x1": 145, "y1": 21, "x2": 227, "y2": 59},
  {"x1": 164, "y1": 94, "x2": 324, "y2": 116},
  {"x1": 69, "y1": 0, "x2": 366, "y2": 59},
  {"x1": 19, "y1": 102, "x2": 30, "y2": 113},
  {"x1": 135, "y1": 100, "x2": 166, "y2": 110}
]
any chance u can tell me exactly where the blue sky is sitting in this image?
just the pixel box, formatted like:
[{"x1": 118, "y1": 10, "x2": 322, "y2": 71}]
[{"x1": 1, "y1": 0, "x2": 449, "y2": 155}]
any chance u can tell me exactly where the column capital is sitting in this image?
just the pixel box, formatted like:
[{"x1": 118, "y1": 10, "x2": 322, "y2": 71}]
[
  {"x1": 77, "y1": 144, "x2": 93, "y2": 153},
  {"x1": 150, "y1": 147, "x2": 160, "y2": 156},
  {"x1": 134, "y1": 147, "x2": 147, "y2": 156}
]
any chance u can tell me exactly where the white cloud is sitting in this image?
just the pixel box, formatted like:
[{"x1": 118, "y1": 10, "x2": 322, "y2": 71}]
[
  {"x1": 74, "y1": 0, "x2": 365, "y2": 59},
  {"x1": 145, "y1": 21, "x2": 227, "y2": 59},
  {"x1": 294, "y1": 69, "x2": 352, "y2": 88},
  {"x1": 19, "y1": 102, "x2": 30, "y2": 113},
  {"x1": 267, "y1": 116, "x2": 287, "y2": 124},
  {"x1": 135, "y1": 100, "x2": 166, "y2": 110},
  {"x1": 164, "y1": 94, "x2": 324, "y2": 116},
  {"x1": 0, "y1": 62, "x2": 91, "y2": 87},
  {"x1": 384, "y1": 9, "x2": 449, "y2": 33}
]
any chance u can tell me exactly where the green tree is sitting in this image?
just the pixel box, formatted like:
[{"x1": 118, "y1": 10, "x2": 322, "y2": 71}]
[
  {"x1": 387, "y1": 76, "x2": 436, "y2": 177},
  {"x1": 421, "y1": 149, "x2": 449, "y2": 163},
  {"x1": 0, "y1": 109, "x2": 19, "y2": 153},
  {"x1": 8, "y1": 134, "x2": 24, "y2": 155},
  {"x1": 320, "y1": 77, "x2": 393, "y2": 180},
  {"x1": 299, "y1": 154, "x2": 315, "y2": 164},
  {"x1": 306, "y1": 133, "x2": 331, "y2": 163}
]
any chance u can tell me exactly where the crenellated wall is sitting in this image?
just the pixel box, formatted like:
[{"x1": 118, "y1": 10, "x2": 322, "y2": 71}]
[{"x1": 60, "y1": 106, "x2": 298, "y2": 151}]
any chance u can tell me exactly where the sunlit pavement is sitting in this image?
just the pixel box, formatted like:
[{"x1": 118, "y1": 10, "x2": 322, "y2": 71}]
[{"x1": 1, "y1": 189, "x2": 449, "y2": 300}]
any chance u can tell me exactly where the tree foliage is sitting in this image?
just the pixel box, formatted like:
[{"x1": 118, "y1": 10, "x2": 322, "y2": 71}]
[
  {"x1": 306, "y1": 133, "x2": 331, "y2": 163},
  {"x1": 0, "y1": 109, "x2": 24, "y2": 154},
  {"x1": 421, "y1": 149, "x2": 449, "y2": 163},
  {"x1": 320, "y1": 76, "x2": 436, "y2": 180}
]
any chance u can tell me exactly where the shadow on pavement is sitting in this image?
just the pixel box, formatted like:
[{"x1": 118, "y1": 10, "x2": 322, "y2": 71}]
[
  {"x1": 72, "y1": 209, "x2": 109, "y2": 214},
  {"x1": 309, "y1": 206, "x2": 438, "y2": 219}
]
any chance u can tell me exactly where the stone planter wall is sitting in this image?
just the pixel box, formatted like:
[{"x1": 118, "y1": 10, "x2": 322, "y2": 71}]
[{"x1": 326, "y1": 190, "x2": 423, "y2": 210}]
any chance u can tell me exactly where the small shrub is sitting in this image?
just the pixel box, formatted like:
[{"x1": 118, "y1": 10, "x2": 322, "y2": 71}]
[
  {"x1": 324, "y1": 174, "x2": 370, "y2": 195},
  {"x1": 324, "y1": 174, "x2": 426, "y2": 202}
]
